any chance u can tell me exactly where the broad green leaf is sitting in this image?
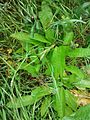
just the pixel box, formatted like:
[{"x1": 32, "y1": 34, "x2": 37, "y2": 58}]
[
  {"x1": 63, "y1": 32, "x2": 74, "y2": 44},
  {"x1": 10, "y1": 32, "x2": 40, "y2": 45},
  {"x1": 63, "y1": 104, "x2": 90, "y2": 120},
  {"x1": 65, "y1": 106, "x2": 73, "y2": 116},
  {"x1": 68, "y1": 74, "x2": 79, "y2": 83},
  {"x1": 45, "y1": 29, "x2": 55, "y2": 43},
  {"x1": 65, "y1": 65, "x2": 85, "y2": 79},
  {"x1": 39, "y1": 3, "x2": 53, "y2": 29},
  {"x1": 68, "y1": 48, "x2": 90, "y2": 57},
  {"x1": 18, "y1": 62, "x2": 40, "y2": 77},
  {"x1": 33, "y1": 33, "x2": 50, "y2": 44},
  {"x1": 53, "y1": 87, "x2": 65, "y2": 118},
  {"x1": 65, "y1": 90, "x2": 77, "y2": 111},
  {"x1": 45, "y1": 64, "x2": 51, "y2": 76},
  {"x1": 11, "y1": 32, "x2": 50, "y2": 45},
  {"x1": 51, "y1": 46, "x2": 66, "y2": 79},
  {"x1": 41, "y1": 96, "x2": 51, "y2": 117},
  {"x1": 31, "y1": 86, "x2": 52, "y2": 100},
  {"x1": 7, "y1": 95, "x2": 33, "y2": 109},
  {"x1": 21, "y1": 42, "x2": 32, "y2": 52},
  {"x1": 7, "y1": 86, "x2": 53, "y2": 108},
  {"x1": 73, "y1": 79, "x2": 90, "y2": 88}
]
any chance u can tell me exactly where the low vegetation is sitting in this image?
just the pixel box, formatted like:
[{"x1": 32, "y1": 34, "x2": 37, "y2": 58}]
[{"x1": 0, "y1": 0, "x2": 90, "y2": 120}]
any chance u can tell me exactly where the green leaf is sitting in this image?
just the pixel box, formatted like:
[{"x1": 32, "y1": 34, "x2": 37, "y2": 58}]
[
  {"x1": 45, "y1": 29, "x2": 55, "y2": 43},
  {"x1": 21, "y1": 42, "x2": 32, "y2": 52},
  {"x1": 10, "y1": 32, "x2": 40, "y2": 45},
  {"x1": 7, "y1": 95, "x2": 33, "y2": 109},
  {"x1": 33, "y1": 33, "x2": 50, "y2": 44},
  {"x1": 11, "y1": 32, "x2": 50, "y2": 45},
  {"x1": 60, "y1": 87, "x2": 65, "y2": 118},
  {"x1": 18, "y1": 62, "x2": 40, "y2": 77},
  {"x1": 65, "y1": 65, "x2": 85, "y2": 79},
  {"x1": 31, "y1": 86, "x2": 52, "y2": 100},
  {"x1": 63, "y1": 104, "x2": 90, "y2": 120},
  {"x1": 41, "y1": 96, "x2": 51, "y2": 117},
  {"x1": 65, "y1": 90, "x2": 77, "y2": 111},
  {"x1": 7, "y1": 86, "x2": 53, "y2": 108},
  {"x1": 39, "y1": 3, "x2": 53, "y2": 29},
  {"x1": 73, "y1": 79, "x2": 90, "y2": 88},
  {"x1": 53, "y1": 87, "x2": 65, "y2": 118},
  {"x1": 68, "y1": 48, "x2": 90, "y2": 57},
  {"x1": 68, "y1": 74, "x2": 79, "y2": 83},
  {"x1": 63, "y1": 32, "x2": 74, "y2": 44},
  {"x1": 51, "y1": 46, "x2": 66, "y2": 79},
  {"x1": 65, "y1": 106, "x2": 73, "y2": 116}
]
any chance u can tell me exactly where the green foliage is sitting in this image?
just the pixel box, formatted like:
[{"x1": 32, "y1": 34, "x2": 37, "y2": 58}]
[
  {"x1": 68, "y1": 48, "x2": 90, "y2": 57},
  {"x1": 1, "y1": 0, "x2": 90, "y2": 119},
  {"x1": 39, "y1": 1, "x2": 53, "y2": 30},
  {"x1": 7, "y1": 86, "x2": 53, "y2": 108},
  {"x1": 45, "y1": 29, "x2": 55, "y2": 43},
  {"x1": 51, "y1": 46, "x2": 66, "y2": 79},
  {"x1": 41, "y1": 96, "x2": 51, "y2": 117},
  {"x1": 65, "y1": 90, "x2": 77, "y2": 111},
  {"x1": 54, "y1": 87, "x2": 65, "y2": 118},
  {"x1": 63, "y1": 104, "x2": 90, "y2": 120},
  {"x1": 11, "y1": 32, "x2": 50, "y2": 44},
  {"x1": 65, "y1": 65, "x2": 84, "y2": 79},
  {"x1": 73, "y1": 79, "x2": 90, "y2": 88},
  {"x1": 8, "y1": 0, "x2": 90, "y2": 118},
  {"x1": 63, "y1": 32, "x2": 74, "y2": 45},
  {"x1": 18, "y1": 62, "x2": 40, "y2": 77}
]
